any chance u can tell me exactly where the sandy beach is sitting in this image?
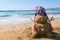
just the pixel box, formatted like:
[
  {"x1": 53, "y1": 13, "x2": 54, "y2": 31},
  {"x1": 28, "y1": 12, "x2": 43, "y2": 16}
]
[{"x1": 0, "y1": 17, "x2": 60, "y2": 40}]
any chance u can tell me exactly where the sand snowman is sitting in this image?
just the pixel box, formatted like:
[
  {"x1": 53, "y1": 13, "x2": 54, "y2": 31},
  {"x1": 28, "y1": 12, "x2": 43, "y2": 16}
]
[{"x1": 32, "y1": 13, "x2": 53, "y2": 38}]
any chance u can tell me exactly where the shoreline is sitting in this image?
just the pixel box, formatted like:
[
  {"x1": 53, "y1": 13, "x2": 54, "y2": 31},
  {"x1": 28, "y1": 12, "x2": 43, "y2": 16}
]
[{"x1": 0, "y1": 16, "x2": 60, "y2": 24}]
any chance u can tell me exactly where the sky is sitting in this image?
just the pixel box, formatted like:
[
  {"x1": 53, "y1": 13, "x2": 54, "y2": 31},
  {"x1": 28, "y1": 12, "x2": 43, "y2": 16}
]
[{"x1": 0, "y1": 0, "x2": 60, "y2": 10}]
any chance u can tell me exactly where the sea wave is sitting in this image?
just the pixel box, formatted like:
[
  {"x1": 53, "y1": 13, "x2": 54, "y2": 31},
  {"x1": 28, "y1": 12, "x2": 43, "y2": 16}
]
[{"x1": 0, "y1": 10, "x2": 60, "y2": 24}]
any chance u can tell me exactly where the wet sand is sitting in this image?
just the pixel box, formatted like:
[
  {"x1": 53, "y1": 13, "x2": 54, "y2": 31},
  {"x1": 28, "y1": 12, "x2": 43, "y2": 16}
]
[{"x1": 0, "y1": 17, "x2": 60, "y2": 40}]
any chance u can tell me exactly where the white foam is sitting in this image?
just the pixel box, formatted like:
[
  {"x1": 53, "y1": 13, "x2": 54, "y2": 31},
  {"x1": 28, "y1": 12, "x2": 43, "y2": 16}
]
[
  {"x1": 0, "y1": 16, "x2": 32, "y2": 24},
  {"x1": 47, "y1": 14, "x2": 60, "y2": 18}
]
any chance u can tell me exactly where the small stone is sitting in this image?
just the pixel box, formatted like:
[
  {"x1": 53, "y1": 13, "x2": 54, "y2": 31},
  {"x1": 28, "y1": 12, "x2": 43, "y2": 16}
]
[{"x1": 17, "y1": 37, "x2": 21, "y2": 39}]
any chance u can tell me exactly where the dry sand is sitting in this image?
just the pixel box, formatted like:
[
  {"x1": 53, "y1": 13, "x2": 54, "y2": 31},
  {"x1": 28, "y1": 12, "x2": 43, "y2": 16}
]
[{"x1": 0, "y1": 17, "x2": 60, "y2": 40}]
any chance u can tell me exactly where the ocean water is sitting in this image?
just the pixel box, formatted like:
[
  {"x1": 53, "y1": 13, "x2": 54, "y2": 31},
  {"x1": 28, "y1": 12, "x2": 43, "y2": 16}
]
[{"x1": 0, "y1": 10, "x2": 60, "y2": 24}]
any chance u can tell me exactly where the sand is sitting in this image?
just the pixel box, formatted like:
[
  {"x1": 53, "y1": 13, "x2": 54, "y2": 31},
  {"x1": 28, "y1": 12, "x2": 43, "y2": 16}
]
[{"x1": 0, "y1": 17, "x2": 60, "y2": 40}]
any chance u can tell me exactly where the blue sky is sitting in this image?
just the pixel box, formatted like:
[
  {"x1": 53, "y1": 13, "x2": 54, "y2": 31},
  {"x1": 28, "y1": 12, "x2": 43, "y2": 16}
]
[{"x1": 0, "y1": 0, "x2": 60, "y2": 10}]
